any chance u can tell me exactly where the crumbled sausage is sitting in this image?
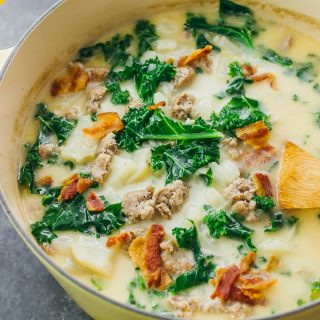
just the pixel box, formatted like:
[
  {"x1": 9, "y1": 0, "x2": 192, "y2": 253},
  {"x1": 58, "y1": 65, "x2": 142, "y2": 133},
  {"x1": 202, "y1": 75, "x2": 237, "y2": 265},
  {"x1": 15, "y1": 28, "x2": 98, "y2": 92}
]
[
  {"x1": 95, "y1": 133, "x2": 117, "y2": 155},
  {"x1": 85, "y1": 67, "x2": 108, "y2": 82},
  {"x1": 91, "y1": 153, "x2": 113, "y2": 183},
  {"x1": 154, "y1": 180, "x2": 188, "y2": 218},
  {"x1": 38, "y1": 143, "x2": 55, "y2": 160},
  {"x1": 166, "y1": 296, "x2": 199, "y2": 318},
  {"x1": 122, "y1": 186, "x2": 156, "y2": 223},
  {"x1": 171, "y1": 93, "x2": 195, "y2": 120},
  {"x1": 174, "y1": 66, "x2": 195, "y2": 88},
  {"x1": 191, "y1": 56, "x2": 212, "y2": 72},
  {"x1": 127, "y1": 97, "x2": 143, "y2": 110},
  {"x1": 65, "y1": 106, "x2": 80, "y2": 120},
  {"x1": 221, "y1": 137, "x2": 243, "y2": 161},
  {"x1": 224, "y1": 178, "x2": 256, "y2": 220},
  {"x1": 86, "y1": 85, "x2": 107, "y2": 114},
  {"x1": 160, "y1": 239, "x2": 194, "y2": 276}
]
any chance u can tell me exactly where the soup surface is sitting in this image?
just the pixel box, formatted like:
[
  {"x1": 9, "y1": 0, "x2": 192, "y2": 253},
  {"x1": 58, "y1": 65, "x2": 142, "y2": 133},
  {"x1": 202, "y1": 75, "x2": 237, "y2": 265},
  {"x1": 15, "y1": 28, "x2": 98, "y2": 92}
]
[{"x1": 19, "y1": 1, "x2": 320, "y2": 319}]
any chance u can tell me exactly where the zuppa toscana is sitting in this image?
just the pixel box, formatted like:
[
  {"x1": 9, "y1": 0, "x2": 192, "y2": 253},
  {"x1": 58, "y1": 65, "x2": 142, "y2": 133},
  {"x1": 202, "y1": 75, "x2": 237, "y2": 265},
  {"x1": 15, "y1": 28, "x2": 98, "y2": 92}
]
[{"x1": 18, "y1": 0, "x2": 320, "y2": 318}]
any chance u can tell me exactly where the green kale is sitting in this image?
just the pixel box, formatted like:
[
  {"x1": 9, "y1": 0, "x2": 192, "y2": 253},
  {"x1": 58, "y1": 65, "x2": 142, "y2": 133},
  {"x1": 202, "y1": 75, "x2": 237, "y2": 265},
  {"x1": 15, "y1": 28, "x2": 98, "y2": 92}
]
[
  {"x1": 203, "y1": 205, "x2": 256, "y2": 251},
  {"x1": 79, "y1": 33, "x2": 133, "y2": 66},
  {"x1": 200, "y1": 168, "x2": 214, "y2": 186},
  {"x1": 31, "y1": 194, "x2": 125, "y2": 244},
  {"x1": 264, "y1": 212, "x2": 299, "y2": 233},
  {"x1": 185, "y1": 13, "x2": 253, "y2": 48},
  {"x1": 225, "y1": 61, "x2": 253, "y2": 95},
  {"x1": 91, "y1": 113, "x2": 97, "y2": 122},
  {"x1": 253, "y1": 195, "x2": 275, "y2": 212},
  {"x1": 294, "y1": 62, "x2": 314, "y2": 83},
  {"x1": 106, "y1": 82, "x2": 130, "y2": 105},
  {"x1": 41, "y1": 187, "x2": 62, "y2": 206},
  {"x1": 116, "y1": 107, "x2": 223, "y2": 152},
  {"x1": 211, "y1": 95, "x2": 270, "y2": 136},
  {"x1": 169, "y1": 221, "x2": 214, "y2": 293},
  {"x1": 261, "y1": 47, "x2": 293, "y2": 67},
  {"x1": 63, "y1": 160, "x2": 75, "y2": 170},
  {"x1": 310, "y1": 281, "x2": 320, "y2": 301},
  {"x1": 134, "y1": 20, "x2": 158, "y2": 57},
  {"x1": 151, "y1": 140, "x2": 220, "y2": 184},
  {"x1": 35, "y1": 103, "x2": 75, "y2": 145},
  {"x1": 315, "y1": 112, "x2": 320, "y2": 128},
  {"x1": 90, "y1": 278, "x2": 103, "y2": 291}
]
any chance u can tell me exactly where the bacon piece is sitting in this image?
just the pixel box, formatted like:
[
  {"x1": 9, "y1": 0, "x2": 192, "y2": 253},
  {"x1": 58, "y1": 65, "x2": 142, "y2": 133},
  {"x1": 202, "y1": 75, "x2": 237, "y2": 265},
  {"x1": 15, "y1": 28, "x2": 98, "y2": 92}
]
[
  {"x1": 252, "y1": 172, "x2": 273, "y2": 197},
  {"x1": 240, "y1": 252, "x2": 256, "y2": 274},
  {"x1": 148, "y1": 101, "x2": 166, "y2": 111},
  {"x1": 264, "y1": 256, "x2": 280, "y2": 272},
  {"x1": 241, "y1": 145, "x2": 277, "y2": 168},
  {"x1": 83, "y1": 112, "x2": 124, "y2": 139},
  {"x1": 242, "y1": 63, "x2": 257, "y2": 77},
  {"x1": 178, "y1": 45, "x2": 213, "y2": 67},
  {"x1": 211, "y1": 265, "x2": 241, "y2": 301},
  {"x1": 106, "y1": 232, "x2": 130, "y2": 248},
  {"x1": 240, "y1": 272, "x2": 277, "y2": 291},
  {"x1": 236, "y1": 121, "x2": 270, "y2": 149},
  {"x1": 51, "y1": 62, "x2": 89, "y2": 96},
  {"x1": 86, "y1": 192, "x2": 105, "y2": 212},
  {"x1": 77, "y1": 178, "x2": 93, "y2": 193},
  {"x1": 128, "y1": 224, "x2": 172, "y2": 290},
  {"x1": 251, "y1": 73, "x2": 277, "y2": 90},
  {"x1": 36, "y1": 176, "x2": 53, "y2": 187},
  {"x1": 278, "y1": 141, "x2": 320, "y2": 210}
]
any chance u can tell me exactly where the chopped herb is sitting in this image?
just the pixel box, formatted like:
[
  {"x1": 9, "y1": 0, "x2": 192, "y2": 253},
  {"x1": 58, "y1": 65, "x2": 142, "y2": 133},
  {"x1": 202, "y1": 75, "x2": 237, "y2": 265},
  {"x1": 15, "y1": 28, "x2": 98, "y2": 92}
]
[
  {"x1": 195, "y1": 67, "x2": 204, "y2": 74},
  {"x1": 280, "y1": 270, "x2": 292, "y2": 277},
  {"x1": 91, "y1": 278, "x2": 103, "y2": 291},
  {"x1": 259, "y1": 256, "x2": 267, "y2": 264},
  {"x1": 31, "y1": 194, "x2": 125, "y2": 244},
  {"x1": 314, "y1": 112, "x2": 320, "y2": 128},
  {"x1": 200, "y1": 168, "x2": 214, "y2": 186},
  {"x1": 91, "y1": 113, "x2": 97, "y2": 122},
  {"x1": 292, "y1": 94, "x2": 299, "y2": 102},
  {"x1": 79, "y1": 33, "x2": 133, "y2": 67},
  {"x1": 203, "y1": 205, "x2": 256, "y2": 251},
  {"x1": 253, "y1": 195, "x2": 275, "y2": 212},
  {"x1": 211, "y1": 95, "x2": 271, "y2": 136},
  {"x1": 297, "y1": 299, "x2": 306, "y2": 306},
  {"x1": 106, "y1": 82, "x2": 130, "y2": 105},
  {"x1": 310, "y1": 281, "x2": 320, "y2": 301},
  {"x1": 63, "y1": 161, "x2": 75, "y2": 170},
  {"x1": 134, "y1": 20, "x2": 158, "y2": 57},
  {"x1": 237, "y1": 243, "x2": 247, "y2": 256}
]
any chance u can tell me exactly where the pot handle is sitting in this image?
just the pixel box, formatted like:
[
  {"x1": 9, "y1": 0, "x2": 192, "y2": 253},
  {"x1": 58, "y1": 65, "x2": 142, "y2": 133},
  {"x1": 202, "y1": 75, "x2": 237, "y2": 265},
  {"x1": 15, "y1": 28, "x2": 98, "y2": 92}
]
[{"x1": 0, "y1": 48, "x2": 13, "y2": 70}]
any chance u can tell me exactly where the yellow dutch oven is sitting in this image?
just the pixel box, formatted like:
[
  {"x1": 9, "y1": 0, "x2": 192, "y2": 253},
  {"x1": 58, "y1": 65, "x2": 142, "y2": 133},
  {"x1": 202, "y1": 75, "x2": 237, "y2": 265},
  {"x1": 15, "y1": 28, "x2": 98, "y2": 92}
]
[{"x1": 1, "y1": 0, "x2": 320, "y2": 319}]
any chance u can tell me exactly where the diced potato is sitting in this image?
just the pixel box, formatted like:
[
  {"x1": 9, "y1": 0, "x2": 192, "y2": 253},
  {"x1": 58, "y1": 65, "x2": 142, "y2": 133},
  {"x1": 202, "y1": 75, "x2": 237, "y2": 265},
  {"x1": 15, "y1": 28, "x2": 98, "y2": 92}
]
[
  {"x1": 71, "y1": 235, "x2": 115, "y2": 276},
  {"x1": 105, "y1": 155, "x2": 136, "y2": 186},
  {"x1": 211, "y1": 160, "x2": 240, "y2": 188},
  {"x1": 258, "y1": 239, "x2": 290, "y2": 255},
  {"x1": 126, "y1": 149, "x2": 151, "y2": 183},
  {"x1": 204, "y1": 187, "x2": 226, "y2": 208},
  {"x1": 60, "y1": 116, "x2": 98, "y2": 164}
]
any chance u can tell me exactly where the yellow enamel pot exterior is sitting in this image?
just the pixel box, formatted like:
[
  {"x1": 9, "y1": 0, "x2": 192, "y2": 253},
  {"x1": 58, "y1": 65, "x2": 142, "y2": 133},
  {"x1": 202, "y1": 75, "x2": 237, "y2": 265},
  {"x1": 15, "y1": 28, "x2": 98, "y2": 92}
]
[{"x1": 1, "y1": 1, "x2": 320, "y2": 319}]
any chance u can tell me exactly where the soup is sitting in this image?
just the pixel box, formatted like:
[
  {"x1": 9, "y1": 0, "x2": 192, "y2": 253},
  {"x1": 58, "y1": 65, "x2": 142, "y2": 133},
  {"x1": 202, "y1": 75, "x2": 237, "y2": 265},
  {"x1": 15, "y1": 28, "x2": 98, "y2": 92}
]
[{"x1": 18, "y1": 0, "x2": 320, "y2": 318}]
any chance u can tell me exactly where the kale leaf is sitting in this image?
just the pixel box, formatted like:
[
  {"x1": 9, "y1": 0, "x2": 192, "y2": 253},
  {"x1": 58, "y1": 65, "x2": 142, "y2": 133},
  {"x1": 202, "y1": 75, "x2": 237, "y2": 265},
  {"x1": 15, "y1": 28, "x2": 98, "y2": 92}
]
[
  {"x1": 35, "y1": 103, "x2": 75, "y2": 145},
  {"x1": 31, "y1": 194, "x2": 125, "y2": 244},
  {"x1": 261, "y1": 47, "x2": 293, "y2": 67},
  {"x1": 203, "y1": 205, "x2": 256, "y2": 251},
  {"x1": 211, "y1": 95, "x2": 270, "y2": 136},
  {"x1": 185, "y1": 13, "x2": 253, "y2": 48},
  {"x1": 254, "y1": 195, "x2": 275, "y2": 212},
  {"x1": 117, "y1": 107, "x2": 223, "y2": 152},
  {"x1": 151, "y1": 140, "x2": 220, "y2": 184},
  {"x1": 200, "y1": 168, "x2": 214, "y2": 186},
  {"x1": 264, "y1": 212, "x2": 299, "y2": 233},
  {"x1": 310, "y1": 281, "x2": 320, "y2": 301},
  {"x1": 169, "y1": 221, "x2": 214, "y2": 293},
  {"x1": 79, "y1": 33, "x2": 133, "y2": 67},
  {"x1": 106, "y1": 82, "x2": 130, "y2": 105},
  {"x1": 134, "y1": 20, "x2": 158, "y2": 57}
]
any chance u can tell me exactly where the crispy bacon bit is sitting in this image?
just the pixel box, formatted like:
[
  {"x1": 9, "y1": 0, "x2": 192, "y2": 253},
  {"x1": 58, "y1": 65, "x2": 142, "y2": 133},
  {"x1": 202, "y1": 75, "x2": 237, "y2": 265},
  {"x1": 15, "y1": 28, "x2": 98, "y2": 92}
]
[
  {"x1": 264, "y1": 256, "x2": 280, "y2": 272},
  {"x1": 211, "y1": 252, "x2": 276, "y2": 305},
  {"x1": 211, "y1": 265, "x2": 241, "y2": 301},
  {"x1": 241, "y1": 145, "x2": 277, "y2": 168},
  {"x1": 251, "y1": 73, "x2": 277, "y2": 90},
  {"x1": 58, "y1": 173, "x2": 93, "y2": 202},
  {"x1": 51, "y1": 62, "x2": 89, "y2": 96},
  {"x1": 178, "y1": 45, "x2": 213, "y2": 67},
  {"x1": 242, "y1": 63, "x2": 257, "y2": 77},
  {"x1": 148, "y1": 101, "x2": 166, "y2": 110},
  {"x1": 240, "y1": 251, "x2": 256, "y2": 274},
  {"x1": 83, "y1": 112, "x2": 124, "y2": 139},
  {"x1": 236, "y1": 121, "x2": 270, "y2": 149},
  {"x1": 128, "y1": 224, "x2": 172, "y2": 290},
  {"x1": 278, "y1": 141, "x2": 320, "y2": 210},
  {"x1": 86, "y1": 192, "x2": 105, "y2": 212},
  {"x1": 36, "y1": 176, "x2": 53, "y2": 187},
  {"x1": 77, "y1": 178, "x2": 93, "y2": 193},
  {"x1": 252, "y1": 172, "x2": 273, "y2": 197},
  {"x1": 106, "y1": 232, "x2": 130, "y2": 248}
]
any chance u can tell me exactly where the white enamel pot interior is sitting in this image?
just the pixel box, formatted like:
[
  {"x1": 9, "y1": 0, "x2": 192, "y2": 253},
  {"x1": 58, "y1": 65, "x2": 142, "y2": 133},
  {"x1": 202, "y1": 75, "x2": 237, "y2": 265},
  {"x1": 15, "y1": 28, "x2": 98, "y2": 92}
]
[{"x1": 1, "y1": 0, "x2": 320, "y2": 319}]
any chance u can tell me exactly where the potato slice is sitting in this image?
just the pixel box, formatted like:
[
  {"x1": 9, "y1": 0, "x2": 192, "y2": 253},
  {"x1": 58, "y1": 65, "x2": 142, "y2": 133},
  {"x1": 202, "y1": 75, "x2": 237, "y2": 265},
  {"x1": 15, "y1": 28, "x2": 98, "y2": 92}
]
[{"x1": 278, "y1": 141, "x2": 320, "y2": 210}]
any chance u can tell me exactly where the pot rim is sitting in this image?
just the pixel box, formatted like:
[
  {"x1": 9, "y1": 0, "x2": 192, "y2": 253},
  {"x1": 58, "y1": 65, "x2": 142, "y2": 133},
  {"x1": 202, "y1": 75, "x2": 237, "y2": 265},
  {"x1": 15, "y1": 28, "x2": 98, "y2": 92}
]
[{"x1": 0, "y1": 1, "x2": 319, "y2": 319}]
